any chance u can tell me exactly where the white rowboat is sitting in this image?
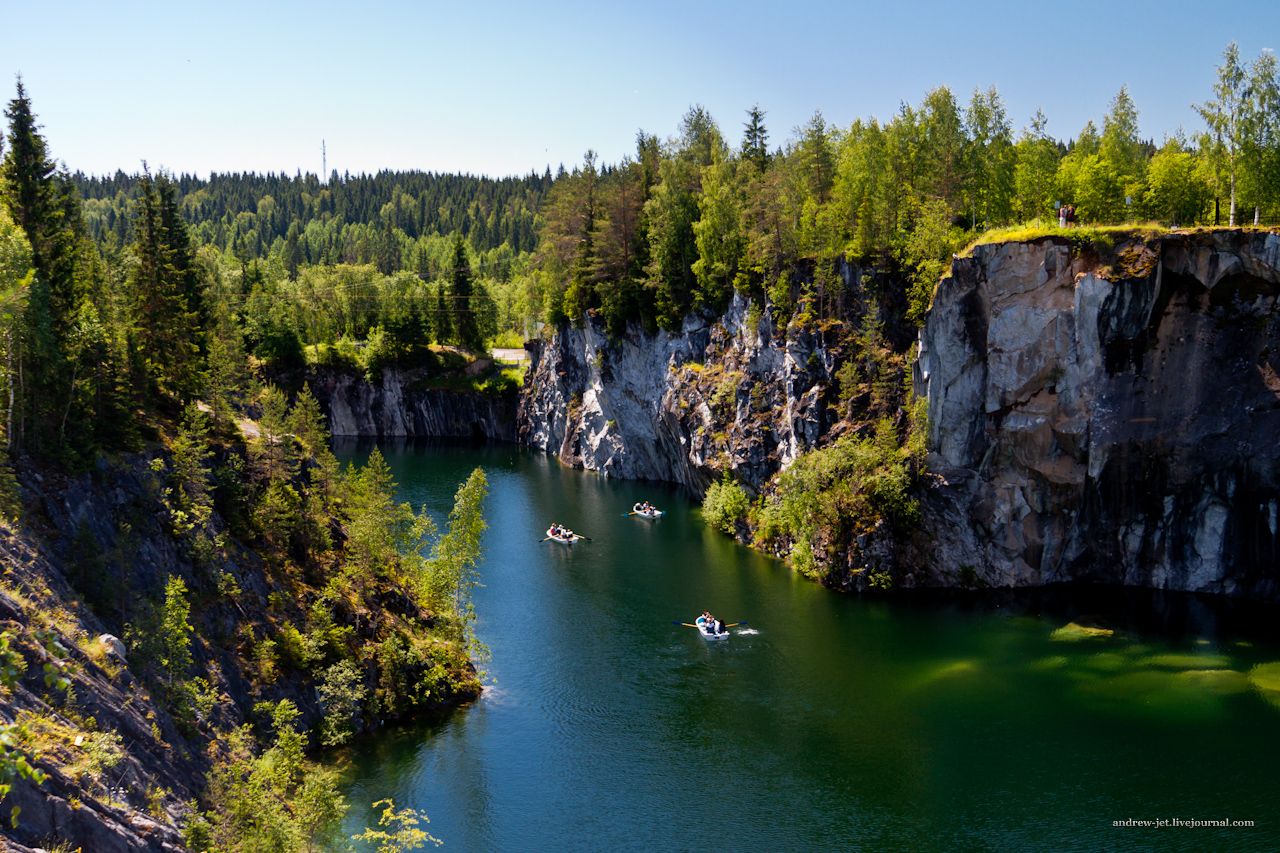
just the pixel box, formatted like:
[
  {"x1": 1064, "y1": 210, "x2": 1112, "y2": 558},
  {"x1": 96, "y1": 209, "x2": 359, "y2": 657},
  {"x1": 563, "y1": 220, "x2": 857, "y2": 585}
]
[
  {"x1": 695, "y1": 616, "x2": 729, "y2": 640},
  {"x1": 546, "y1": 529, "x2": 577, "y2": 545}
]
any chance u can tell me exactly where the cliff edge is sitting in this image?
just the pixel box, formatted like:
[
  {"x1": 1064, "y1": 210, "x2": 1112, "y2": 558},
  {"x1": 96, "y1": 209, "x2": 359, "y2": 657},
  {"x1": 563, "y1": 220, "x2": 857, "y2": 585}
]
[{"x1": 914, "y1": 229, "x2": 1280, "y2": 597}]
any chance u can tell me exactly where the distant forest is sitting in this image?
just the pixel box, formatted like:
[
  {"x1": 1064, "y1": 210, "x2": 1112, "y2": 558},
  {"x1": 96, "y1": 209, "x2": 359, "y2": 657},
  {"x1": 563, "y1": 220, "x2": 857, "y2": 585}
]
[
  {"x1": 73, "y1": 169, "x2": 547, "y2": 261},
  {"x1": 67, "y1": 43, "x2": 1280, "y2": 348}
]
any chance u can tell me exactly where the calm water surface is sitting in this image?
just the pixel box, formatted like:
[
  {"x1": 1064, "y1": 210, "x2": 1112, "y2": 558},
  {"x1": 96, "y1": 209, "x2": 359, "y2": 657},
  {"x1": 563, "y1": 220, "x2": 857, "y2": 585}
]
[{"x1": 333, "y1": 442, "x2": 1280, "y2": 852}]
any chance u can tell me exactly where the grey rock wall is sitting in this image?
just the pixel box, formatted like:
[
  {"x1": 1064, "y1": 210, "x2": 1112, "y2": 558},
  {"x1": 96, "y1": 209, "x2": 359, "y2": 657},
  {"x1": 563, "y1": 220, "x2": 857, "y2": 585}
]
[
  {"x1": 914, "y1": 231, "x2": 1280, "y2": 598},
  {"x1": 516, "y1": 292, "x2": 842, "y2": 492},
  {"x1": 308, "y1": 367, "x2": 516, "y2": 441}
]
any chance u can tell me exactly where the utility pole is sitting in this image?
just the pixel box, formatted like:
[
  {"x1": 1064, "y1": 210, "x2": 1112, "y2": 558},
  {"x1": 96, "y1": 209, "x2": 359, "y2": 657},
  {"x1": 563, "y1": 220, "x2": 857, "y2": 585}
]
[{"x1": 322, "y1": 139, "x2": 327, "y2": 183}]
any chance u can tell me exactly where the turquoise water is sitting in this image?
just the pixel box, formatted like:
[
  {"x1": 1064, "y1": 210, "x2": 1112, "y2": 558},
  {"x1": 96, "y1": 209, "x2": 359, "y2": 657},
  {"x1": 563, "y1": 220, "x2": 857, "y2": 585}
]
[{"x1": 333, "y1": 442, "x2": 1280, "y2": 852}]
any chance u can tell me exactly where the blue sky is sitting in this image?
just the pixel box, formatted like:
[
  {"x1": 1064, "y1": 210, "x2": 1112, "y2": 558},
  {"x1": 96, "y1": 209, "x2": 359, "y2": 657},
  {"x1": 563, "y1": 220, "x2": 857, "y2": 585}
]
[{"x1": 3, "y1": 0, "x2": 1277, "y2": 178}]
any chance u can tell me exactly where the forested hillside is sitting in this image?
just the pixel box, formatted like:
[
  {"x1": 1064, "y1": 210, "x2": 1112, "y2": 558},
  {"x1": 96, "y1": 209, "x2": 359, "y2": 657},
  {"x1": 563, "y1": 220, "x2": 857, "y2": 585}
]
[
  {"x1": 0, "y1": 81, "x2": 493, "y2": 849},
  {"x1": 44, "y1": 43, "x2": 1279, "y2": 392}
]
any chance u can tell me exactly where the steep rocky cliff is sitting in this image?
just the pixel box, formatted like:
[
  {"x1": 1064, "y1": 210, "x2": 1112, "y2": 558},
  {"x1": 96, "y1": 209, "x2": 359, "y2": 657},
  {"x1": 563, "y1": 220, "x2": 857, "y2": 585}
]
[
  {"x1": 517, "y1": 262, "x2": 908, "y2": 494},
  {"x1": 308, "y1": 366, "x2": 516, "y2": 441},
  {"x1": 519, "y1": 229, "x2": 1280, "y2": 600},
  {"x1": 914, "y1": 229, "x2": 1280, "y2": 598}
]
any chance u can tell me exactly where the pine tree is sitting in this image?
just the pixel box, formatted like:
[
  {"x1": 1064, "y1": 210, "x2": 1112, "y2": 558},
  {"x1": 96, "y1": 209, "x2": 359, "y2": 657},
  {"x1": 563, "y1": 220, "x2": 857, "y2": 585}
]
[
  {"x1": 434, "y1": 281, "x2": 452, "y2": 344},
  {"x1": 449, "y1": 232, "x2": 481, "y2": 352},
  {"x1": 130, "y1": 172, "x2": 202, "y2": 404},
  {"x1": 742, "y1": 106, "x2": 770, "y2": 172},
  {"x1": 0, "y1": 80, "x2": 86, "y2": 453}
]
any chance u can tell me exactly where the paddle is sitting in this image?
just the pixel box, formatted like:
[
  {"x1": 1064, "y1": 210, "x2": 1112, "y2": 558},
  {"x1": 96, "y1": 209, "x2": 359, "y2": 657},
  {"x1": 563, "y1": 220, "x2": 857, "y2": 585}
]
[{"x1": 673, "y1": 621, "x2": 698, "y2": 628}]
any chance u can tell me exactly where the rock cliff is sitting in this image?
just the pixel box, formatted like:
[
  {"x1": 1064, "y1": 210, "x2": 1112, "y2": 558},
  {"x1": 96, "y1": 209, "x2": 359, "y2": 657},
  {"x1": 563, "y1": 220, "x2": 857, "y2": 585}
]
[
  {"x1": 518, "y1": 293, "x2": 846, "y2": 492},
  {"x1": 519, "y1": 230, "x2": 1280, "y2": 600},
  {"x1": 914, "y1": 230, "x2": 1280, "y2": 598},
  {"x1": 308, "y1": 366, "x2": 516, "y2": 441}
]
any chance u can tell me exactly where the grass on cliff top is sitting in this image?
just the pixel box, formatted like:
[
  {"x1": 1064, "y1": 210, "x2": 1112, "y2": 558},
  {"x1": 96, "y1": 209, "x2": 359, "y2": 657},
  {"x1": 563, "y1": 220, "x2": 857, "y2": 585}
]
[{"x1": 961, "y1": 220, "x2": 1170, "y2": 257}]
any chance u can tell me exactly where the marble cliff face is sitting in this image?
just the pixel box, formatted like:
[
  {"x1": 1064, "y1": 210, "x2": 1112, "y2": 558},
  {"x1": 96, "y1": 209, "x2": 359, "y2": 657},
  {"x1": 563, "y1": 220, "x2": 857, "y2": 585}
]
[
  {"x1": 314, "y1": 230, "x2": 1280, "y2": 599},
  {"x1": 914, "y1": 231, "x2": 1280, "y2": 597},
  {"x1": 517, "y1": 289, "x2": 845, "y2": 494}
]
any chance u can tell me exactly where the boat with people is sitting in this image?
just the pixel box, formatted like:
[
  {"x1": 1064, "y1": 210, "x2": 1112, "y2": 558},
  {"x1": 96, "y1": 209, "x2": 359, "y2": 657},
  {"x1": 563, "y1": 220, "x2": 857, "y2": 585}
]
[
  {"x1": 630, "y1": 501, "x2": 664, "y2": 519},
  {"x1": 544, "y1": 523, "x2": 580, "y2": 545},
  {"x1": 694, "y1": 613, "x2": 730, "y2": 640}
]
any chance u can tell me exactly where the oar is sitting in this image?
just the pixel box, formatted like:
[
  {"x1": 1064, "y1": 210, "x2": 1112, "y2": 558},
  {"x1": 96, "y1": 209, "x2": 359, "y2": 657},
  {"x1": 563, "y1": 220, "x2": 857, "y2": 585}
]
[
  {"x1": 725, "y1": 621, "x2": 748, "y2": 628},
  {"x1": 571, "y1": 534, "x2": 593, "y2": 541},
  {"x1": 672, "y1": 622, "x2": 698, "y2": 628},
  {"x1": 621, "y1": 511, "x2": 638, "y2": 517}
]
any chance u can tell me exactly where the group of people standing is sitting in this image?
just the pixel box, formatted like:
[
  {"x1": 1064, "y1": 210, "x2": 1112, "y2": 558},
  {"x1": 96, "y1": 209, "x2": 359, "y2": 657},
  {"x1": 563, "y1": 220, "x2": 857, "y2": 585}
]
[{"x1": 1058, "y1": 203, "x2": 1078, "y2": 227}]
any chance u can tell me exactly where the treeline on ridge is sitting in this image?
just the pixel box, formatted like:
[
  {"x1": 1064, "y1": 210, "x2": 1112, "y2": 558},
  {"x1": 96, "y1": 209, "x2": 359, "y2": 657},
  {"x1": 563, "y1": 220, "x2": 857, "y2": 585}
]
[{"x1": 532, "y1": 42, "x2": 1280, "y2": 334}]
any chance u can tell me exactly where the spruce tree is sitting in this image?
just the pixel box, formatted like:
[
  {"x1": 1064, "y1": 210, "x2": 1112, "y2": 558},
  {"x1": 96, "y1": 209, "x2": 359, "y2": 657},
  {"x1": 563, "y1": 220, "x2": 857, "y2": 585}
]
[
  {"x1": 449, "y1": 233, "x2": 481, "y2": 352},
  {"x1": 434, "y1": 281, "x2": 452, "y2": 345},
  {"x1": 742, "y1": 105, "x2": 770, "y2": 172},
  {"x1": 0, "y1": 80, "x2": 85, "y2": 453},
  {"x1": 131, "y1": 172, "x2": 202, "y2": 404}
]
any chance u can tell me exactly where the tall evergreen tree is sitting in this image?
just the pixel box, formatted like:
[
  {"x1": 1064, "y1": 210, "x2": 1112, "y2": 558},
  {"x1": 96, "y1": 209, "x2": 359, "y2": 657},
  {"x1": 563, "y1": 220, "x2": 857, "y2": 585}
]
[
  {"x1": 564, "y1": 151, "x2": 598, "y2": 323},
  {"x1": 0, "y1": 80, "x2": 86, "y2": 453},
  {"x1": 449, "y1": 232, "x2": 481, "y2": 351},
  {"x1": 130, "y1": 172, "x2": 203, "y2": 403},
  {"x1": 742, "y1": 106, "x2": 770, "y2": 172}
]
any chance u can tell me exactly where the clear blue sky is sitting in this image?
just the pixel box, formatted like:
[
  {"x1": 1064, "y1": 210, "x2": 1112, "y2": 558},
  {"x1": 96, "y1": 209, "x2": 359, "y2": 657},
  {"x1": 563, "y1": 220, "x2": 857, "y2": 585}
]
[{"x1": 3, "y1": 0, "x2": 1277, "y2": 178}]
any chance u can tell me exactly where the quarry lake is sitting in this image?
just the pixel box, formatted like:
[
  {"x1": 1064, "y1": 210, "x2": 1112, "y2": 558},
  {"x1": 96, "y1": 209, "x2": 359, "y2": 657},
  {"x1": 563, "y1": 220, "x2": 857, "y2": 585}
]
[{"x1": 332, "y1": 441, "x2": 1280, "y2": 852}]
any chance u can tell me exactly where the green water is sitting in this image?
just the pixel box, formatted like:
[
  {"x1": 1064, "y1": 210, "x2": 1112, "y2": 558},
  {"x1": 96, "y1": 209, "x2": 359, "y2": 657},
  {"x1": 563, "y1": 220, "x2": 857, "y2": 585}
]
[{"x1": 334, "y1": 442, "x2": 1280, "y2": 852}]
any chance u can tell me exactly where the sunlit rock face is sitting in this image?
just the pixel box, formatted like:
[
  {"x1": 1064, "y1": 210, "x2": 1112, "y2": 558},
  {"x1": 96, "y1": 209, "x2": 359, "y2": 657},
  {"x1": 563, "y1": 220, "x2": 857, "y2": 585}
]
[
  {"x1": 516, "y1": 287, "x2": 849, "y2": 494},
  {"x1": 915, "y1": 230, "x2": 1280, "y2": 598}
]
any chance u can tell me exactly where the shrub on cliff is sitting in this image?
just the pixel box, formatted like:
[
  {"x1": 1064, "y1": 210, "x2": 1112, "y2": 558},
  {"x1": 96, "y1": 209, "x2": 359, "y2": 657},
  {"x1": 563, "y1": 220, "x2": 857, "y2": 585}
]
[
  {"x1": 755, "y1": 418, "x2": 921, "y2": 581},
  {"x1": 702, "y1": 474, "x2": 751, "y2": 534}
]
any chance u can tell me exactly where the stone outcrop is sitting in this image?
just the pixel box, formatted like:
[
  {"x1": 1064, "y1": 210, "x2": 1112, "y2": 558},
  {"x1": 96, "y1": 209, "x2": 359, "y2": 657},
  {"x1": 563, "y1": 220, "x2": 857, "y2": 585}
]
[
  {"x1": 517, "y1": 291, "x2": 855, "y2": 493},
  {"x1": 308, "y1": 366, "x2": 516, "y2": 441},
  {"x1": 914, "y1": 230, "x2": 1280, "y2": 598}
]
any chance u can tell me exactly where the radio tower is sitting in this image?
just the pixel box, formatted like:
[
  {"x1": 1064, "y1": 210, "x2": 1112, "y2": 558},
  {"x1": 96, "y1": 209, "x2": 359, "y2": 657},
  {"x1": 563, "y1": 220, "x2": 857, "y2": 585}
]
[{"x1": 321, "y1": 139, "x2": 327, "y2": 183}]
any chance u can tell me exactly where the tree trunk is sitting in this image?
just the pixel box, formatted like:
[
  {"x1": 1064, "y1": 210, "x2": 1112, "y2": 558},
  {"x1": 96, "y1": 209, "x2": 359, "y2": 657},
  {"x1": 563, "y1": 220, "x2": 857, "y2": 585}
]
[
  {"x1": 4, "y1": 329, "x2": 12, "y2": 451},
  {"x1": 1229, "y1": 166, "x2": 1237, "y2": 227}
]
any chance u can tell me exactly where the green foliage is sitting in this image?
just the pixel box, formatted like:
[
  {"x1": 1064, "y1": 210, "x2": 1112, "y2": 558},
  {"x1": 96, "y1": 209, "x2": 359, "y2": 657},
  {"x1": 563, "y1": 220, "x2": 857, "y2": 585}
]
[
  {"x1": 159, "y1": 575, "x2": 194, "y2": 683},
  {"x1": 130, "y1": 172, "x2": 204, "y2": 403},
  {"x1": 353, "y1": 798, "x2": 442, "y2": 851},
  {"x1": 903, "y1": 198, "x2": 964, "y2": 323},
  {"x1": 756, "y1": 419, "x2": 921, "y2": 581},
  {"x1": 701, "y1": 473, "x2": 750, "y2": 534},
  {"x1": 1144, "y1": 141, "x2": 1213, "y2": 225},
  {"x1": 197, "y1": 699, "x2": 348, "y2": 852},
  {"x1": 342, "y1": 447, "x2": 434, "y2": 584},
  {"x1": 166, "y1": 403, "x2": 214, "y2": 542},
  {"x1": 423, "y1": 468, "x2": 489, "y2": 649},
  {"x1": 317, "y1": 659, "x2": 366, "y2": 747},
  {"x1": 0, "y1": 631, "x2": 48, "y2": 825}
]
